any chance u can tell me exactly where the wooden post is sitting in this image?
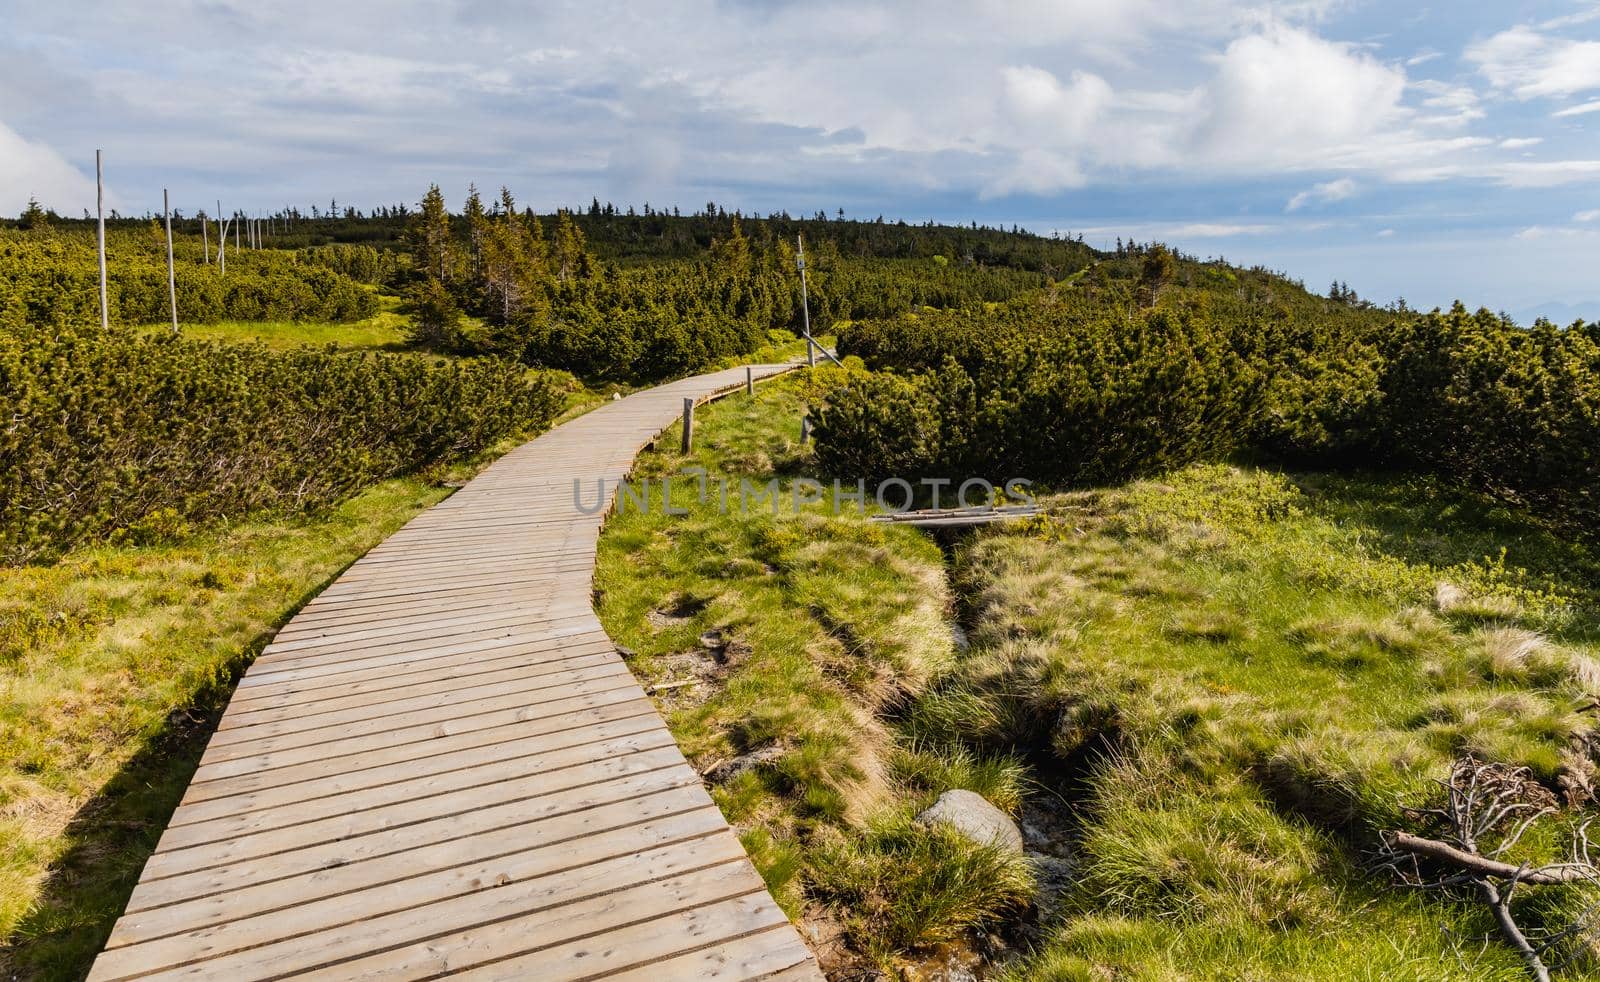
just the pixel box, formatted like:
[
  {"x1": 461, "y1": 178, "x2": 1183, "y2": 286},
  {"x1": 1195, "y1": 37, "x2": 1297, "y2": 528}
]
[
  {"x1": 216, "y1": 200, "x2": 224, "y2": 269},
  {"x1": 95, "y1": 150, "x2": 108, "y2": 330},
  {"x1": 163, "y1": 188, "x2": 178, "y2": 333},
  {"x1": 800, "y1": 416, "x2": 811, "y2": 445},
  {"x1": 201, "y1": 209, "x2": 209, "y2": 264},
  {"x1": 234, "y1": 215, "x2": 240, "y2": 251},
  {"x1": 746, "y1": 365, "x2": 753, "y2": 396},
  {"x1": 681, "y1": 398, "x2": 695, "y2": 454}
]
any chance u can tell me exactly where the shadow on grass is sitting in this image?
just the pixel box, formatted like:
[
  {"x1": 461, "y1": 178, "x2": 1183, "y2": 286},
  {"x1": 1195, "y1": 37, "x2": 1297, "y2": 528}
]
[
  {"x1": 0, "y1": 563, "x2": 355, "y2": 980},
  {"x1": 1288, "y1": 469, "x2": 1600, "y2": 634},
  {"x1": 1, "y1": 700, "x2": 224, "y2": 981}
]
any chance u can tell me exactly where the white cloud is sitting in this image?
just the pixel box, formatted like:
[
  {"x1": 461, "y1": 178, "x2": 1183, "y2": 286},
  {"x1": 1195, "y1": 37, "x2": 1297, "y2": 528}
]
[
  {"x1": 1515, "y1": 224, "x2": 1599, "y2": 240},
  {"x1": 1377, "y1": 227, "x2": 1395, "y2": 236},
  {"x1": 1286, "y1": 177, "x2": 1357, "y2": 210},
  {"x1": 1467, "y1": 25, "x2": 1600, "y2": 99},
  {"x1": 1495, "y1": 160, "x2": 1600, "y2": 187},
  {"x1": 1554, "y1": 99, "x2": 1600, "y2": 117},
  {"x1": 1193, "y1": 25, "x2": 1407, "y2": 167},
  {"x1": 1500, "y1": 137, "x2": 1543, "y2": 148},
  {"x1": 1577, "y1": 209, "x2": 1600, "y2": 222},
  {"x1": 1412, "y1": 80, "x2": 1484, "y2": 126},
  {"x1": 1539, "y1": 5, "x2": 1600, "y2": 30},
  {"x1": 518, "y1": 47, "x2": 578, "y2": 65},
  {"x1": 2, "y1": 0, "x2": 1596, "y2": 223},
  {"x1": 0, "y1": 120, "x2": 98, "y2": 214}
]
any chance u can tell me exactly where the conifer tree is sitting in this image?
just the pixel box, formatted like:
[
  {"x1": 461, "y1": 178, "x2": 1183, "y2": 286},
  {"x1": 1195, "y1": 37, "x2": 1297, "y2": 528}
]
[{"x1": 408, "y1": 185, "x2": 455, "y2": 284}]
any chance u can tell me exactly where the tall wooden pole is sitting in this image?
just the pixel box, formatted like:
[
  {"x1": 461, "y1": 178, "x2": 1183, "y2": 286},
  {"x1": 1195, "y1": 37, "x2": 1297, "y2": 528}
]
[
  {"x1": 201, "y1": 209, "x2": 209, "y2": 264},
  {"x1": 163, "y1": 188, "x2": 178, "y2": 333},
  {"x1": 95, "y1": 150, "x2": 108, "y2": 329},
  {"x1": 797, "y1": 234, "x2": 813, "y2": 367},
  {"x1": 681, "y1": 398, "x2": 696, "y2": 454}
]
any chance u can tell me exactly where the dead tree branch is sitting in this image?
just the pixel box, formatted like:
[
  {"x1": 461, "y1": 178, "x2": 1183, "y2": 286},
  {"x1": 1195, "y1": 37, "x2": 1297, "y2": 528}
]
[{"x1": 1377, "y1": 757, "x2": 1600, "y2": 981}]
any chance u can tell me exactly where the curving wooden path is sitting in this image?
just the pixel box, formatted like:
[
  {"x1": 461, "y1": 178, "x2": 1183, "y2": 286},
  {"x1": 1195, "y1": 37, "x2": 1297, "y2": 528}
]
[{"x1": 89, "y1": 364, "x2": 823, "y2": 982}]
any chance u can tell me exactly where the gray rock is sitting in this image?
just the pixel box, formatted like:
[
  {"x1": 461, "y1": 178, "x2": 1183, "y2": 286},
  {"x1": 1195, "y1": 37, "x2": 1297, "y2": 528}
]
[
  {"x1": 916, "y1": 789, "x2": 1023, "y2": 852},
  {"x1": 704, "y1": 744, "x2": 785, "y2": 782}
]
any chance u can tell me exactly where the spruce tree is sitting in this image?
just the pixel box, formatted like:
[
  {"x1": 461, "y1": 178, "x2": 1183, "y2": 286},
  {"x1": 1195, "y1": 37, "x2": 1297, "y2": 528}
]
[{"x1": 408, "y1": 185, "x2": 455, "y2": 284}]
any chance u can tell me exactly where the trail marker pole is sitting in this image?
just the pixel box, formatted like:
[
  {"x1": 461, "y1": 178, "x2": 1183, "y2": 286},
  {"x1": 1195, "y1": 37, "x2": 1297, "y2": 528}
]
[
  {"x1": 201, "y1": 209, "x2": 209, "y2": 264},
  {"x1": 800, "y1": 416, "x2": 811, "y2": 445},
  {"x1": 95, "y1": 150, "x2": 108, "y2": 330},
  {"x1": 681, "y1": 398, "x2": 696, "y2": 454},
  {"x1": 746, "y1": 365, "x2": 754, "y2": 396},
  {"x1": 163, "y1": 188, "x2": 178, "y2": 333}
]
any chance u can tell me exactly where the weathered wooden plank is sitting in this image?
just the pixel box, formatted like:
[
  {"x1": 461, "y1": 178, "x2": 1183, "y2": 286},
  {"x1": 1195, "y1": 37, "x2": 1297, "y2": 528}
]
[{"x1": 89, "y1": 363, "x2": 820, "y2": 981}]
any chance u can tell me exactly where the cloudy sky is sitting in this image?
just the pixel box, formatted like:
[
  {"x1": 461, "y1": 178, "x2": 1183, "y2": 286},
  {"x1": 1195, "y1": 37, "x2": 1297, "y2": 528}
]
[{"x1": 3, "y1": 1, "x2": 1598, "y2": 322}]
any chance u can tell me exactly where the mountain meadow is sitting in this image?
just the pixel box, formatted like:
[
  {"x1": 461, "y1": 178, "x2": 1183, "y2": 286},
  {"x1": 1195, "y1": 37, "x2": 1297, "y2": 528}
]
[{"x1": 2, "y1": 195, "x2": 1598, "y2": 980}]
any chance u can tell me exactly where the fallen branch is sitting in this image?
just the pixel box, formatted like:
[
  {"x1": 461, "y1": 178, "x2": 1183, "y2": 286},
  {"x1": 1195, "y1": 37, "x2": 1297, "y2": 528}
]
[
  {"x1": 1378, "y1": 757, "x2": 1600, "y2": 981},
  {"x1": 1385, "y1": 832, "x2": 1597, "y2": 886}
]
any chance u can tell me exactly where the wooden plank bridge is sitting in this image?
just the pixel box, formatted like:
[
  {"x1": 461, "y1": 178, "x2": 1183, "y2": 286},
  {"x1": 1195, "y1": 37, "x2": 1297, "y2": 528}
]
[{"x1": 89, "y1": 364, "x2": 823, "y2": 982}]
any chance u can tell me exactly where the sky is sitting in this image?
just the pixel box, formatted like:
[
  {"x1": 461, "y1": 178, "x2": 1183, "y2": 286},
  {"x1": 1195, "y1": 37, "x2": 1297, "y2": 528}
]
[{"x1": 1, "y1": 1, "x2": 1597, "y2": 323}]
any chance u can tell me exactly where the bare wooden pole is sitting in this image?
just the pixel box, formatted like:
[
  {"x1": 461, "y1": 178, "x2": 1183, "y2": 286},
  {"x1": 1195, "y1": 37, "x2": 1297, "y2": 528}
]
[
  {"x1": 96, "y1": 150, "x2": 108, "y2": 329},
  {"x1": 746, "y1": 365, "x2": 754, "y2": 396},
  {"x1": 234, "y1": 214, "x2": 240, "y2": 252},
  {"x1": 800, "y1": 416, "x2": 811, "y2": 445},
  {"x1": 163, "y1": 188, "x2": 178, "y2": 333},
  {"x1": 201, "y1": 209, "x2": 209, "y2": 264},
  {"x1": 216, "y1": 200, "x2": 224, "y2": 267},
  {"x1": 681, "y1": 398, "x2": 696, "y2": 454},
  {"x1": 793, "y1": 235, "x2": 844, "y2": 369},
  {"x1": 797, "y1": 234, "x2": 813, "y2": 367}
]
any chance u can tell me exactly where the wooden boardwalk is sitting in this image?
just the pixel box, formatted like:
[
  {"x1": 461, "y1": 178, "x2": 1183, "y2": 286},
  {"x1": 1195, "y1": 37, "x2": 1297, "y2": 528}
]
[{"x1": 89, "y1": 364, "x2": 822, "y2": 982}]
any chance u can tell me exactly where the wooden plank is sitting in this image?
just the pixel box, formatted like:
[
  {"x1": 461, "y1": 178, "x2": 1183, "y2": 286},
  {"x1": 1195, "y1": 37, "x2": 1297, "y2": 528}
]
[
  {"x1": 126, "y1": 765, "x2": 699, "y2": 913},
  {"x1": 88, "y1": 363, "x2": 819, "y2": 981},
  {"x1": 109, "y1": 785, "x2": 717, "y2": 946}
]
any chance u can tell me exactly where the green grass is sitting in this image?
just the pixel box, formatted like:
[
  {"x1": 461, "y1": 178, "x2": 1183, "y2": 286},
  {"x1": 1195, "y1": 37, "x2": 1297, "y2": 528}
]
[
  {"x1": 599, "y1": 380, "x2": 1600, "y2": 977},
  {"x1": 147, "y1": 292, "x2": 413, "y2": 351},
  {"x1": 0, "y1": 412, "x2": 577, "y2": 978},
  {"x1": 922, "y1": 464, "x2": 1600, "y2": 979},
  {"x1": 12, "y1": 354, "x2": 1591, "y2": 978},
  {"x1": 594, "y1": 369, "x2": 1033, "y2": 971},
  {"x1": 0, "y1": 347, "x2": 823, "y2": 980},
  {"x1": 0, "y1": 478, "x2": 447, "y2": 977}
]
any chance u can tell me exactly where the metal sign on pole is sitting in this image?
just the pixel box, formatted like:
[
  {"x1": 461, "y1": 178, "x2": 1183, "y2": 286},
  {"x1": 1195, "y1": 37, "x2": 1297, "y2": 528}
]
[
  {"x1": 163, "y1": 188, "x2": 178, "y2": 333},
  {"x1": 95, "y1": 150, "x2": 108, "y2": 330}
]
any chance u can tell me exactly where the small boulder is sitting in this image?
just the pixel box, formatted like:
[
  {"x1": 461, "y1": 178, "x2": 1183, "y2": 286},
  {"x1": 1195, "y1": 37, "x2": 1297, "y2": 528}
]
[
  {"x1": 704, "y1": 744, "x2": 785, "y2": 782},
  {"x1": 916, "y1": 789, "x2": 1023, "y2": 852}
]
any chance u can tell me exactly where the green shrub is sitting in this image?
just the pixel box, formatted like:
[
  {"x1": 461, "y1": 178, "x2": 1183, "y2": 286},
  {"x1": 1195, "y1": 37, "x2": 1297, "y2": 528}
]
[
  {"x1": 815, "y1": 300, "x2": 1262, "y2": 486},
  {"x1": 0, "y1": 322, "x2": 563, "y2": 564},
  {"x1": 0, "y1": 228, "x2": 378, "y2": 327},
  {"x1": 1381, "y1": 305, "x2": 1599, "y2": 533}
]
